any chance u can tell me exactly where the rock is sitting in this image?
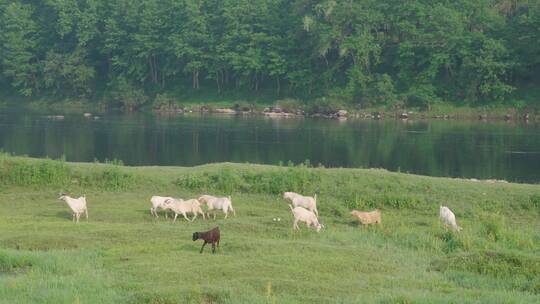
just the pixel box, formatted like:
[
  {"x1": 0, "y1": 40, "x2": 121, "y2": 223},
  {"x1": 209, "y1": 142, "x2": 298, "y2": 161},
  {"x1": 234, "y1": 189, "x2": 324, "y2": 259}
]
[
  {"x1": 263, "y1": 107, "x2": 271, "y2": 113},
  {"x1": 93, "y1": 116, "x2": 100, "y2": 120},
  {"x1": 272, "y1": 107, "x2": 283, "y2": 113},
  {"x1": 47, "y1": 115, "x2": 65, "y2": 120},
  {"x1": 478, "y1": 114, "x2": 487, "y2": 120},
  {"x1": 214, "y1": 108, "x2": 236, "y2": 114},
  {"x1": 83, "y1": 112, "x2": 92, "y2": 117},
  {"x1": 336, "y1": 110, "x2": 348, "y2": 117},
  {"x1": 504, "y1": 114, "x2": 512, "y2": 120},
  {"x1": 263, "y1": 112, "x2": 297, "y2": 118},
  {"x1": 372, "y1": 112, "x2": 383, "y2": 119},
  {"x1": 399, "y1": 112, "x2": 408, "y2": 119},
  {"x1": 523, "y1": 113, "x2": 530, "y2": 120}
]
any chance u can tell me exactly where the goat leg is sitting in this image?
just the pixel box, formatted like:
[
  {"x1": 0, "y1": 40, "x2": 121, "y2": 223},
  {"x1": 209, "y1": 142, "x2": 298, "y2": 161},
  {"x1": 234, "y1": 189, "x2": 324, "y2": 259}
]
[{"x1": 200, "y1": 241, "x2": 207, "y2": 253}]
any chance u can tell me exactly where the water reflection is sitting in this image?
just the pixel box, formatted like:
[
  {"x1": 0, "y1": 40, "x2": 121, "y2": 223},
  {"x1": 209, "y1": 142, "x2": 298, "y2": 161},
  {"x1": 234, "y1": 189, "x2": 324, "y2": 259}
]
[{"x1": 0, "y1": 110, "x2": 539, "y2": 183}]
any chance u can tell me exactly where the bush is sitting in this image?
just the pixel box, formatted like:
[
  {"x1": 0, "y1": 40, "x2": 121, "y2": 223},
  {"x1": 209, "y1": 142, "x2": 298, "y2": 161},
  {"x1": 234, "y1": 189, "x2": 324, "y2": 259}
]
[
  {"x1": 275, "y1": 98, "x2": 303, "y2": 113},
  {"x1": 432, "y1": 250, "x2": 540, "y2": 279},
  {"x1": 175, "y1": 162, "x2": 321, "y2": 195},
  {"x1": 0, "y1": 156, "x2": 138, "y2": 191},
  {"x1": 526, "y1": 194, "x2": 540, "y2": 210},
  {"x1": 305, "y1": 97, "x2": 347, "y2": 115},
  {"x1": 0, "y1": 157, "x2": 71, "y2": 186},
  {"x1": 481, "y1": 213, "x2": 505, "y2": 242},
  {"x1": 437, "y1": 231, "x2": 464, "y2": 253}
]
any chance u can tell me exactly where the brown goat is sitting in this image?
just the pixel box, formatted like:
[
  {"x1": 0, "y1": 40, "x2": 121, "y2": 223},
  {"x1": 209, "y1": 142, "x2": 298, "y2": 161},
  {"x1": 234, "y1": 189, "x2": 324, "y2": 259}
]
[{"x1": 192, "y1": 227, "x2": 220, "y2": 254}]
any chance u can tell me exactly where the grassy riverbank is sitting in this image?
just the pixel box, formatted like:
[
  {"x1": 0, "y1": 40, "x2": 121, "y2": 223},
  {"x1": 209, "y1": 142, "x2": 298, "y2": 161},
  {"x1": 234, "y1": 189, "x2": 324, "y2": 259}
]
[
  {"x1": 2, "y1": 96, "x2": 539, "y2": 121},
  {"x1": 1, "y1": 155, "x2": 540, "y2": 303}
]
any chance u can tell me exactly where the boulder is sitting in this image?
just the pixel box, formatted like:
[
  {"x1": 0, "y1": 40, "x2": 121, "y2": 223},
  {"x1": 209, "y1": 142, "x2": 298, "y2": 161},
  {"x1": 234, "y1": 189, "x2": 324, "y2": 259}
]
[
  {"x1": 214, "y1": 108, "x2": 237, "y2": 114},
  {"x1": 399, "y1": 112, "x2": 408, "y2": 119},
  {"x1": 336, "y1": 110, "x2": 348, "y2": 117}
]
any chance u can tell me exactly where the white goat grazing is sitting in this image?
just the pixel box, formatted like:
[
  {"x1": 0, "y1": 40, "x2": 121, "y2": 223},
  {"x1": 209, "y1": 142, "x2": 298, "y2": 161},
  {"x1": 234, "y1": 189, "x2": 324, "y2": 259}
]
[
  {"x1": 289, "y1": 205, "x2": 323, "y2": 233},
  {"x1": 198, "y1": 195, "x2": 236, "y2": 219},
  {"x1": 439, "y1": 206, "x2": 462, "y2": 231},
  {"x1": 58, "y1": 193, "x2": 88, "y2": 223},
  {"x1": 283, "y1": 192, "x2": 319, "y2": 217},
  {"x1": 150, "y1": 196, "x2": 174, "y2": 218},
  {"x1": 164, "y1": 198, "x2": 205, "y2": 222}
]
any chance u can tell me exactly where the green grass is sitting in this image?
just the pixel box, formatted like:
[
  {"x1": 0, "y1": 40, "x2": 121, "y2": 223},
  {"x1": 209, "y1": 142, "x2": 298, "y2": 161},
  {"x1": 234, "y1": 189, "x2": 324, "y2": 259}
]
[{"x1": 1, "y1": 155, "x2": 540, "y2": 303}]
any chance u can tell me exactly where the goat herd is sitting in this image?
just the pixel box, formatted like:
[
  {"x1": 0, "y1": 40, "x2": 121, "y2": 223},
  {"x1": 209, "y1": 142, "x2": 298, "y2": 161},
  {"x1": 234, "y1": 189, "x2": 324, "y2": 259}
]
[{"x1": 57, "y1": 191, "x2": 462, "y2": 253}]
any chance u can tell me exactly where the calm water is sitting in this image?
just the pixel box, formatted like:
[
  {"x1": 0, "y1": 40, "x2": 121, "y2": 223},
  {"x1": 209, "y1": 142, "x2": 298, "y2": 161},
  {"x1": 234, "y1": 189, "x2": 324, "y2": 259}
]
[{"x1": 1, "y1": 109, "x2": 539, "y2": 183}]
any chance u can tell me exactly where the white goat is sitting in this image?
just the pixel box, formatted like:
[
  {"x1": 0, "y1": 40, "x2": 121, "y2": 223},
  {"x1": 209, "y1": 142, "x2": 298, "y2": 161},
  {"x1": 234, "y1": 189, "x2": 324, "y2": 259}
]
[
  {"x1": 164, "y1": 198, "x2": 206, "y2": 222},
  {"x1": 439, "y1": 206, "x2": 462, "y2": 231},
  {"x1": 58, "y1": 193, "x2": 88, "y2": 223},
  {"x1": 150, "y1": 196, "x2": 175, "y2": 218},
  {"x1": 283, "y1": 192, "x2": 319, "y2": 217},
  {"x1": 198, "y1": 195, "x2": 236, "y2": 219},
  {"x1": 289, "y1": 205, "x2": 323, "y2": 232}
]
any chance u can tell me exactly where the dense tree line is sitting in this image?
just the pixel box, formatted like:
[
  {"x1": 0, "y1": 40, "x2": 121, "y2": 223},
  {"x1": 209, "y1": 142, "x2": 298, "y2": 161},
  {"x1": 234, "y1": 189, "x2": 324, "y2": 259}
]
[{"x1": 0, "y1": 0, "x2": 538, "y2": 109}]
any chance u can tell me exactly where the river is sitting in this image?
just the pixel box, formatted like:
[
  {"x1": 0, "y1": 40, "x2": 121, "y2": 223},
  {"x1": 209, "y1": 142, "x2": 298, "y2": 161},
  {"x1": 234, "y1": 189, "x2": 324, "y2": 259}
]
[{"x1": 0, "y1": 109, "x2": 539, "y2": 183}]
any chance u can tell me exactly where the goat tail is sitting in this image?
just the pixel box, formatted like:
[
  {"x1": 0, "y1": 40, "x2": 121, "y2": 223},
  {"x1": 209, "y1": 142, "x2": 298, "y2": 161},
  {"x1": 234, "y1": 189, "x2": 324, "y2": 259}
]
[
  {"x1": 289, "y1": 204, "x2": 294, "y2": 211},
  {"x1": 314, "y1": 193, "x2": 317, "y2": 203}
]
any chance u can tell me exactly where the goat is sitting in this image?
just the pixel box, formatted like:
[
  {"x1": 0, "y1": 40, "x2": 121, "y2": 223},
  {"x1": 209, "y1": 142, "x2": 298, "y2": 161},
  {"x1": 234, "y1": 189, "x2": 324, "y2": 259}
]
[
  {"x1": 439, "y1": 206, "x2": 462, "y2": 231},
  {"x1": 150, "y1": 196, "x2": 174, "y2": 218},
  {"x1": 58, "y1": 193, "x2": 88, "y2": 223},
  {"x1": 164, "y1": 198, "x2": 205, "y2": 222},
  {"x1": 198, "y1": 195, "x2": 236, "y2": 219},
  {"x1": 289, "y1": 205, "x2": 323, "y2": 232},
  {"x1": 192, "y1": 227, "x2": 220, "y2": 254},
  {"x1": 283, "y1": 192, "x2": 319, "y2": 217},
  {"x1": 350, "y1": 209, "x2": 381, "y2": 226}
]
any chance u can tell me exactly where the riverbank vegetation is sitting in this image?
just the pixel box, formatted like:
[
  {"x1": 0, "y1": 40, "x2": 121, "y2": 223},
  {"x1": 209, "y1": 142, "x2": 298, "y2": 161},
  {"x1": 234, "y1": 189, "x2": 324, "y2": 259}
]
[
  {"x1": 1, "y1": 154, "x2": 539, "y2": 302},
  {"x1": 0, "y1": 1, "x2": 539, "y2": 113}
]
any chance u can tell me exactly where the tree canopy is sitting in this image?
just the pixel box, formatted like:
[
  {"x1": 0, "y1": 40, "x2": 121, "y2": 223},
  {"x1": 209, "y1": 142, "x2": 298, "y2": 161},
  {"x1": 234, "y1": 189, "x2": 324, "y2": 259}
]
[{"x1": 0, "y1": 0, "x2": 538, "y2": 108}]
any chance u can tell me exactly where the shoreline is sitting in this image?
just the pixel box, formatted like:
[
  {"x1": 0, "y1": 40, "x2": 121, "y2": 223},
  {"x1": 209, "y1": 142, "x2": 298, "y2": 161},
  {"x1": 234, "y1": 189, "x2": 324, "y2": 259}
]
[{"x1": 2, "y1": 99, "x2": 538, "y2": 122}]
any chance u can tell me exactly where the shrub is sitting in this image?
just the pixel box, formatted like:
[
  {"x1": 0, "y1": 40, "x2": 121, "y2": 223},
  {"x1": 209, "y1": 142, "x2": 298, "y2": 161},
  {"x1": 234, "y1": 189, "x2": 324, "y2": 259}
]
[
  {"x1": 379, "y1": 195, "x2": 422, "y2": 209},
  {"x1": 275, "y1": 98, "x2": 303, "y2": 113},
  {"x1": 481, "y1": 213, "x2": 505, "y2": 242},
  {"x1": 527, "y1": 194, "x2": 540, "y2": 210},
  {"x1": 0, "y1": 156, "x2": 137, "y2": 191},
  {"x1": 174, "y1": 162, "x2": 321, "y2": 195},
  {"x1": 437, "y1": 231, "x2": 464, "y2": 253},
  {"x1": 305, "y1": 97, "x2": 347, "y2": 115},
  {"x1": 0, "y1": 158, "x2": 71, "y2": 186},
  {"x1": 431, "y1": 250, "x2": 540, "y2": 279}
]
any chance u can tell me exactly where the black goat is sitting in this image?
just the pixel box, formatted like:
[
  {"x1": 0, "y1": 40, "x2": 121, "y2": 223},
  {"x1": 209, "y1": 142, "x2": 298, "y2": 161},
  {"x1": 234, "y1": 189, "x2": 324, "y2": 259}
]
[{"x1": 192, "y1": 227, "x2": 220, "y2": 254}]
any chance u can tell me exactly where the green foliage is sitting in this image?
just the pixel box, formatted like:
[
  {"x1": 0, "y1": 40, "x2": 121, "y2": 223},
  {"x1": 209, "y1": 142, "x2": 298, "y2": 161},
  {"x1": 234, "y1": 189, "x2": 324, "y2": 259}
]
[
  {"x1": 0, "y1": 157, "x2": 71, "y2": 186},
  {"x1": 108, "y1": 77, "x2": 148, "y2": 110},
  {"x1": 0, "y1": 155, "x2": 137, "y2": 191},
  {"x1": 274, "y1": 98, "x2": 303, "y2": 113},
  {"x1": 432, "y1": 250, "x2": 540, "y2": 280},
  {"x1": 175, "y1": 162, "x2": 321, "y2": 195},
  {"x1": 1, "y1": 0, "x2": 538, "y2": 108},
  {"x1": 525, "y1": 194, "x2": 540, "y2": 211},
  {"x1": 481, "y1": 213, "x2": 506, "y2": 242},
  {"x1": 305, "y1": 97, "x2": 346, "y2": 115},
  {"x1": 437, "y1": 231, "x2": 464, "y2": 253}
]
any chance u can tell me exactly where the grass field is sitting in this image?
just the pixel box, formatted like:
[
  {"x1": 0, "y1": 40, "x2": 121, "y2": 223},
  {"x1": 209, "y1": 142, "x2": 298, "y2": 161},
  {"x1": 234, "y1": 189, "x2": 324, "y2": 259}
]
[{"x1": 0, "y1": 154, "x2": 539, "y2": 303}]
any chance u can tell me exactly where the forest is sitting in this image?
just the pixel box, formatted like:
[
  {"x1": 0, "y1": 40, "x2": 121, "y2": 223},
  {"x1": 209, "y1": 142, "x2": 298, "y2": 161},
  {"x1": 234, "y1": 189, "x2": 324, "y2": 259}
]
[{"x1": 0, "y1": 0, "x2": 539, "y2": 110}]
